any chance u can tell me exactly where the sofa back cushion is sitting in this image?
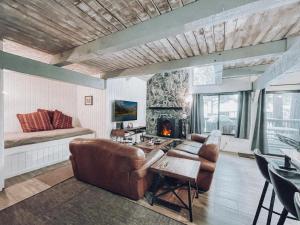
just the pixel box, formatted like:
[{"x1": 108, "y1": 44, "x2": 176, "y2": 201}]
[
  {"x1": 70, "y1": 139, "x2": 146, "y2": 198},
  {"x1": 17, "y1": 111, "x2": 53, "y2": 132},
  {"x1": 52, "y1": 110, "x2": 73, "y2": 129},
  {"x1": 70, "y1": 139, "x2": 146, "y2": 172}
]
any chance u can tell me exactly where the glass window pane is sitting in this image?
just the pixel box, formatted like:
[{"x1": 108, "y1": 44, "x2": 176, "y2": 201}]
[
  {"x1": 219, "y1": 94, "x2": 239, "y2": 135},
  {"x1": 192, "y1": 65, "x2": 222, "y2": 86},
  {"x1": 265, "y1": 92, "x2": 300, "y2": 154},
  {"x1": 203, "y1": 95, "x2": 219, "y2": 133}
]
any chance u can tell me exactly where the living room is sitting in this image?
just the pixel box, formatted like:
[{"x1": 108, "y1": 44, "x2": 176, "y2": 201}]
[{"x1": 0, "y1": 1, "x2": 300, "y2": 225}]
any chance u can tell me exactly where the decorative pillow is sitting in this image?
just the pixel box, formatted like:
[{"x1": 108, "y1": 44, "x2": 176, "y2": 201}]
[
  {"x1": 37, "y1": 109, "x2": 54, "y2": 123},
  {"x1": 52, "y1": 110, "x2": 73, "y2": 129},
  {"x1": 17, "y1": 111, "x2": 53, "y2": 132}
]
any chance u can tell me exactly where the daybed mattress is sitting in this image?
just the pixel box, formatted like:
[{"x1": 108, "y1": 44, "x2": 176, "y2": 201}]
[{"x1": 4, "y1": 127, "x2": 94, "y2": 149}]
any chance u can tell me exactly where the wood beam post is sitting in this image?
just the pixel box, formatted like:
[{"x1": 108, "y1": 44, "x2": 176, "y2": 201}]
[{"x1": 0, "y1": 40, "x2": 4, "y2": 190}]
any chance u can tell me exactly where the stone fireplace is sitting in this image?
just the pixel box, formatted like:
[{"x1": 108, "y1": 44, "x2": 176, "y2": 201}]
[{"x1": 146, "y1": 70, "x2": 191, "y2": 138}]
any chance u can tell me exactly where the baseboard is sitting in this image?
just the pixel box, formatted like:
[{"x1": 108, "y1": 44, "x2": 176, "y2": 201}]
[{"x1": 238, "y1": 152, "x2": 255, "y2": 159}]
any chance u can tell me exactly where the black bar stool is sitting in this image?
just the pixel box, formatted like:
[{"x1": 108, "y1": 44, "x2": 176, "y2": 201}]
[
  {"x1": 268, "y1": 164, "x2": 300, "y2": 225},
  {"x1": 294, "y1": 192, "x2": 300, "y2": 220},
  {"x1": 252, "y1": 149, "x2": 278, "y2": 225}
]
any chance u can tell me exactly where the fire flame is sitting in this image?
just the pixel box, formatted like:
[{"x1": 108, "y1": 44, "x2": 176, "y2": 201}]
[{"x1": 161, "y1": 127, "x2": 172, "y2": 136}]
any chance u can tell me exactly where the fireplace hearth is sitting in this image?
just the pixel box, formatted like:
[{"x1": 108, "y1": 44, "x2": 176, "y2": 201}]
[{"x1": 157, "y1": 118, "x2": 176, "y2": 138}]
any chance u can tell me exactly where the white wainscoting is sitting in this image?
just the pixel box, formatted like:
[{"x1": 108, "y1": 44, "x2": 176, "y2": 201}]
[
  {"x1": 3, "y1": 71, "x2": 78, "y2": 132},
  {"x1": 4, "y1": 133, "x2": 95, "y2": 179}
]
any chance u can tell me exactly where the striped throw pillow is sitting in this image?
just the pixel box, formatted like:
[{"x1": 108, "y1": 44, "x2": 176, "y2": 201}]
[
  {"x1": 17, "y1": 111, "x2": 54, "y2": 132},
  {"x1": 37, "y1": 109, "x2": 55, "y2": 123},
  {"x1": 53, "y1": 110, "x2": 73, "y2": 129}
]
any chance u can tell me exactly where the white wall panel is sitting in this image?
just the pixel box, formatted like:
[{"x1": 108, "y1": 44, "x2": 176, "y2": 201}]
[
  {"x1": 3, "y1": 71, "x2": 78, "y2": 132},
  {"x1": 76, "y1": 77, "x2": 147, "y2": 138},
  {"x1": 77, "y1": 86, "x2": 108, "y2": 138},
  {"x1": 107, "y1": 77, "x2": 147, "y2": 131},
  {"x1": 3, "y1": 40, "x2": 78, "y2": 133}
]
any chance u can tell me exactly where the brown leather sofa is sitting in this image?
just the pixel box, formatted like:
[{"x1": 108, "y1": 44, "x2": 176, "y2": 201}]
[
  {"x1": 167, "y1": 130, "x2": 221, "y2": 191},
  {"x1": 69, "y1": 138, "x2": 164, "y2": 200}
]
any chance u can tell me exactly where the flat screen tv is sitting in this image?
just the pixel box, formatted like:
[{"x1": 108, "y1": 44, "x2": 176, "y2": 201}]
[{"x1": 113, "y1": 100, "x2": 138, "y2": 122}]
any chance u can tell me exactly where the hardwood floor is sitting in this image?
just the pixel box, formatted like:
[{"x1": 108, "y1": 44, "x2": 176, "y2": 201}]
[
  {"x1": 139, "y1": 152, "x2": 299, "y2": 225},
  {"x1": 0, "y1": 161, "x2": 72, "y2": 211},
  {"x1": 0, "y1": 153, "x2": 298, "y2": 225}
]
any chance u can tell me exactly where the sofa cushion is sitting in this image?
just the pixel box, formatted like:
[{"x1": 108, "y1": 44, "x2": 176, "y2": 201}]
[
  {"x1": 5, "y1": 127, "x2": 94, "y2": 149},
  {"x1": 53, "y1": 110, "x2": 73, "y2": 129},
  {"x1": 182, "y1": 140, "x2": 203, "y2": 148},
  {"x1": 175, "y1": 143, "x2": 200, "y2": 155},
  {"x1": 191, "y1": 133, "x2": 208, "y2": 143},
  {"x1": 17, "y1": 111, "x2": 53, "y2": 132},
  {"x1": 167, "y1": 149, "x2": 200, "y2": 161}
]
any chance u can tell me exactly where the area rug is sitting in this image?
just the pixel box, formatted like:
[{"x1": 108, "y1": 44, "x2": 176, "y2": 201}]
[{"x1": 0, "y1": 178, "x2": 183, "y2": 225}]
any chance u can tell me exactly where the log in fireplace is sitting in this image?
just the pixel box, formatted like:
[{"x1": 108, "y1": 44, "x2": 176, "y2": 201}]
[{"x1": 157, "y1": 118, "x2": 176, "y2": 138}]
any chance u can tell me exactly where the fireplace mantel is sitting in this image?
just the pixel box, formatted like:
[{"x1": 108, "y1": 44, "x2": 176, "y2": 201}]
[{"x1": 148, "y1": 106, "x2": 183, "y2": 110}]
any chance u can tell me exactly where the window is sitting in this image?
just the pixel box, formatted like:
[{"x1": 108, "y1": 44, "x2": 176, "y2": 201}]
[
  {"x1": 192, "y1": 65, "x2": 223, "y2": 86},
  {"x1": 264, "y1": 91, "x2": 300, "y2": 155},
  {"x1": 203, "y1": 93, "x2": 239, "y2": 135}
]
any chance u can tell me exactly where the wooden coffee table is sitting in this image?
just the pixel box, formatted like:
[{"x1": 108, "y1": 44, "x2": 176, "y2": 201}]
[
  {"x1": 135, "y1": 139, "x2": 175, "y2": 153},
  {"x1": 149, "y1": 155, "x2": 201, "y2": 222}
]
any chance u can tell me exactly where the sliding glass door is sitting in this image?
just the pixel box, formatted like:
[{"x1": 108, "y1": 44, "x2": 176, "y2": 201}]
[
  {"x1": 264, "y1": 91, "x2": 300, "y2": 154},
  {"x1": 203, "y1": 95, "x2": 218, "y2": 133},
  {"x1": 203, "y1": 93, "x2": 239, "y2": 135}
]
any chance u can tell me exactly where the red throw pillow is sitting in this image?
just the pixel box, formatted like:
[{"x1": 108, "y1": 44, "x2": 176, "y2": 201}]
[
  {"x1": 52, "y1": 110, "x2": 73, "y2": 129},
  {"x1": 17, "y1": 111, "x2": 53, "y2": 132},
  {"x1": 37, "y1": 109, "x2": 54, "y2": 123}
]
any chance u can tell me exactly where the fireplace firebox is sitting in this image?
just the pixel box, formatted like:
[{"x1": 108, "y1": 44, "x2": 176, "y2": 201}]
[{"x1": 157, "y1": 118, "x2": 176, "y2": 138}]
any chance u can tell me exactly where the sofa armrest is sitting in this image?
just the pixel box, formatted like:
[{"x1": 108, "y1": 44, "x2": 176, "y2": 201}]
[
  {"x1": 191, "y1": 133, "x2": 208, "y2": 143},
  {"x1": 199, "y1": 144, "x2": 219, "y2": 162},
  {"x1": 131, "y1": 149, "x2": 164, "y2": 179}
]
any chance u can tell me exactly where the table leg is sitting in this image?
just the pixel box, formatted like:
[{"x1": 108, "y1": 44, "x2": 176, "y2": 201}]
[
  {"x1": 195, "y1": 181, "x2": 199, "y2": 199},
  {"x1": 146, "y1": 174, "x2": 163, "y2": 205},
  {"x1": 188, "y1": 181, "x2": 193, "y2": 222}
]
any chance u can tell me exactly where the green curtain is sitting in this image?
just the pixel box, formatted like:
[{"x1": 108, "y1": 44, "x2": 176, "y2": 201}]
[
  {"x1": 251, "y1": 89, "x2": 266, "y2": 153},
  {"x1": 190, "y1": 94, "x2": 204, "y2": 134},
  {"x1": 236, "y1": 91, "x2": 251, "y2": 139}
]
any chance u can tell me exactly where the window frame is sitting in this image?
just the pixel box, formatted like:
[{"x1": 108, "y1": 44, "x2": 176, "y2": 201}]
[
  {"x1": 202, "y1": 92, "x2": 239, "y2": 136},
  {"x1": 264, "y1": 90, "x2": 300, "y2": 155}
]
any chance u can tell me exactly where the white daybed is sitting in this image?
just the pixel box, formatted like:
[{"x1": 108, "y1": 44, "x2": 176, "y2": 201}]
[{"x1": 4, "y1": 127, "x2": 95, "y2": 178}]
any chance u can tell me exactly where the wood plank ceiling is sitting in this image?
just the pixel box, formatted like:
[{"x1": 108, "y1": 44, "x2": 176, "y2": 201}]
[
  {"x1": 1, "y1": 0, "x2": 300, "y2": 74},
  {"x1": 0, "y1": 0, "x2": 194, "y2": 53}
]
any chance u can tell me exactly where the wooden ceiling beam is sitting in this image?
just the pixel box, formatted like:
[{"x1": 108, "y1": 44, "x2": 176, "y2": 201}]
[
  {"x1": 223, "y1": 65, "x2": 268, "y2": 78},
  {"x1": 102, "y1": 40, "x2": 286, "y2": 79},
  {"x1": 254, "y1": 38, "x2": 300, "y2": 89},
  {"x1": 0, "y1": 51, "x2": 105, "y2": 90},
  {"x1": 51, "y1": 0, "x2": 296, "y2": 66}
]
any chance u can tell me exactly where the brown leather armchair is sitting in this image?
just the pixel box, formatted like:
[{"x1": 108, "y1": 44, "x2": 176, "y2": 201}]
[
  {"x1": 167, "y1": 130, "x2": 221, "y2": 191},
  {"x1": 69, "y1": 138, "x2": 164, "y2": 200}
]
